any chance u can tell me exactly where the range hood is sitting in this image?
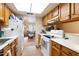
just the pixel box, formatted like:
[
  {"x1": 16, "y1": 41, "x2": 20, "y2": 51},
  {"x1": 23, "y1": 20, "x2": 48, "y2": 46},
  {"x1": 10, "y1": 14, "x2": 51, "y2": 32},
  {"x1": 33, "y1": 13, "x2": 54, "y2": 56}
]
[{"x1": 48, "y1": 16, "x2": 59, "y2": 24}]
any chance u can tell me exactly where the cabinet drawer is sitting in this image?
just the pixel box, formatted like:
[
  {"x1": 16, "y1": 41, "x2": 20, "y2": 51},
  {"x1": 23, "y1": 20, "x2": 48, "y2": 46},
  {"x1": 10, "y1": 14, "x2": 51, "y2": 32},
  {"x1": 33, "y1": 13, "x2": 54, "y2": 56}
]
[
  {"x1": 52, "y1": 41, "x2": 60, "y2": 49},
  {"x1": 62, "y1": 46, "x2": 78, "y2": 56}
]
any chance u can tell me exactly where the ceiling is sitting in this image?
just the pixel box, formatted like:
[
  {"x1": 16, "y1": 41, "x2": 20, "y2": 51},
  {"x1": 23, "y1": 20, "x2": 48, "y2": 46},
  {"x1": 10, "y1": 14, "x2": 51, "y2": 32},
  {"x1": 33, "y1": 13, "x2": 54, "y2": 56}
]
[
  {"x1": 6, "y1": 3, "x2": 59, "y2": 17},
  {"x1": 14, "y1": 3, "x2": 49, "y2": 14}
]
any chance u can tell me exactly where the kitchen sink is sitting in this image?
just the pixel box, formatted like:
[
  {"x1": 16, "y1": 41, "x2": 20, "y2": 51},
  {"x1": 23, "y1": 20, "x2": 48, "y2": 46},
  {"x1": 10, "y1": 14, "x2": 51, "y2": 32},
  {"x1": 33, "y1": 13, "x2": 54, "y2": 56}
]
[{"x1": 0, "y1": 39, "x2": 10, "y2": 45}]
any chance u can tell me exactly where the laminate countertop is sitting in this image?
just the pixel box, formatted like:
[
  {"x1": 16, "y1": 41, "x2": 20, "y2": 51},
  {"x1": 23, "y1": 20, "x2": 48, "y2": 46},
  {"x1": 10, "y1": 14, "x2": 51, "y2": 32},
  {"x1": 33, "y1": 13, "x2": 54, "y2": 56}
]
[
  {"x1": 51, "y1": 33, "x2": 79, "y2": 53},
  {"x1": 0, "y1": 36, "x2": 18, "y2": 50}
]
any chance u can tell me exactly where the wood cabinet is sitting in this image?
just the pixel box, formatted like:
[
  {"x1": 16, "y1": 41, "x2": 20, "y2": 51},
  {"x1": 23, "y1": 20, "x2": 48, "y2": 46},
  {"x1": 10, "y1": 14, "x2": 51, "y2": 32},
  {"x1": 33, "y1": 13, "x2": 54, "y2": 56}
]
[
  {"x1": 0, "y1": 4, "x2": 4, "y2": 23},
  {"x1": 3, "y1": 44, "x2": 11, "y2": 56},
  {"x1": 61, "y1": 46, "x2": 79, "y2": 56},
  {"x1": 0, "y1": 38, "x2": 18, "y2": 56},
  {"x1": 10, "y1": 39, "x2": 17, "y2": 56},
  {"x1": 42, "y1": 3, "x2": 79, "y2": 25},
  {"x1": 47, "y1": 12, "x2": 52, "y2": 20},
  {"x1": 52, "y1": 46, "x2": 60, "y2": 56},
  {"x1": 71, "y1": 3, "x2": 79, "y2": 20},
  {"x1": 52, "y1": 6, "x2": 59, "y2": 18},
  {"x1": 50, "y1": 40, "x2": 79, "y2": 56},
  {"x1": 50, "y1": 41, "x2": 61, "y2": 56},
  {"x1": 0, "y1": 3, "x2": 10, "y2": 26},
  {"x1": 4, "y1": 4, "x2": 10, "y2": 26},
  {"x1": 59, "y1": 3, "x2": 70, "y2": 22},
  {"x1": 42, "y1": 15, "x2": 48, "y2": 26}
]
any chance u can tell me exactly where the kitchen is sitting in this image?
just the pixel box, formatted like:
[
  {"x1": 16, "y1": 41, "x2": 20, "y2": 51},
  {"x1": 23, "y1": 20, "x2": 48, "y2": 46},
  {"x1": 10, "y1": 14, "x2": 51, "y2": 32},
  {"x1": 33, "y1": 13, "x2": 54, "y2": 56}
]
[{"x1": 0, "y1": 1, "x2": 79, "y2": 57}]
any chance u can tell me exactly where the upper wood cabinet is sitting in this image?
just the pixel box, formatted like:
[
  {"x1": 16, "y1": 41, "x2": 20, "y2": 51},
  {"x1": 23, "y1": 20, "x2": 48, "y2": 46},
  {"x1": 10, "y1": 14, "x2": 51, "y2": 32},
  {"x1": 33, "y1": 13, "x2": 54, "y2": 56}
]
[
  {"x1": 0, "y1": 4, "x2": 4, "y2": 23},
  {"x1": 4, "y1": 5, "x2": 10, "y2": 26},
  {"x1": 0, "y1": 3, "x2": 11, "y2": 26},
  {"x1": 47, "y1": 12, "x2": 52, "y2": 20},
  {"x1": 42, "y1": 3, "x2": 79, "y2": 25},
  {"x1": 71, "y1": 3, "x2": 79, "y2": 20},
  {"x1": 59, "y1": 3, "x2": 70, "y2": 22},
  {"x1": 52, "y1": 6, "x2": 59, "y2": 18},
  {"x1": 42, "y1": 15, "x2": 48, "y2": 26}
]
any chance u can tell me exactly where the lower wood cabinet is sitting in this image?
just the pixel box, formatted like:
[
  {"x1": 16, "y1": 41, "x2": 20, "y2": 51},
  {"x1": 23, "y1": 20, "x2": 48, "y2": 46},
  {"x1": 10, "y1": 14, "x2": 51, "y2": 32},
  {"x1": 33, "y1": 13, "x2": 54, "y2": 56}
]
[
  {"x1": 11, "y1": 44, "x2": 16, "y2": 56},
  {"x1": 52, "y1": 46, "x2": 60, "y2": 56},
  {"x1": 61, "y1": 46, "x2": 79, "y2": 56},
  {"x1": 0, "y1": 38, "x2": 18, "y2": 56},
  {"x1": 50, "y1": 40, "x2": 79, "y2": 56},
  {"x1": 50, "y1": 41, "x2": 61, "y2": 56},
  {"x1": 10, "y1": 39, "x2": 17, "y2": 56}
]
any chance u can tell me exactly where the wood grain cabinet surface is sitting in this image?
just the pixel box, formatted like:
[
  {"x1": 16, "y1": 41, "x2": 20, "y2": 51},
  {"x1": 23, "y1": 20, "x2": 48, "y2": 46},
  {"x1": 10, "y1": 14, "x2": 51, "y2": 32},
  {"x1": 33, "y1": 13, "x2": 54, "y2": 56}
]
[
  {"x1": 52, "y1": 6, "x2": 59, "y2": 18},
  {"x1": 50, "y1": 40, "x2": 79, "y2": 56},
  {"x1": 50, "y1": 41, "x2": 61, "y2": 56},
  {"x1": 42, "y1": 16, "x2": 48, "y2": 26},
  {"x1": 59, "y1": 3, "x2": 70, "y2": 22},
  {"x1": 71, "y1": 3, "x2": 79, "y2": 20},
  {"x1": 0, "y1": 3, "x2": 4, "y2": 23},
  {"x1": 0, "y1": 3, "x2": 11, "y2": 26},
  {"x1": 4, "y1": 4, "x2": 11, "y2": 26},
  {"x1": 0, "y1": 39, "x2": 18, "y2": 56}
]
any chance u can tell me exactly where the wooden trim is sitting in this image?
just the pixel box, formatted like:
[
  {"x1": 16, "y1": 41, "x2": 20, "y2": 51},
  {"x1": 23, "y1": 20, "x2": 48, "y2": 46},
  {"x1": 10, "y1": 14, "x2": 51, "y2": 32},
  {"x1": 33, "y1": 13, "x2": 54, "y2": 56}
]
[
  {"x1": 74, "y1": 3, "x2": 75, "y2": 15},
  {"x1": 69, "y1": 3, "x2": 71, "y2": 19}
]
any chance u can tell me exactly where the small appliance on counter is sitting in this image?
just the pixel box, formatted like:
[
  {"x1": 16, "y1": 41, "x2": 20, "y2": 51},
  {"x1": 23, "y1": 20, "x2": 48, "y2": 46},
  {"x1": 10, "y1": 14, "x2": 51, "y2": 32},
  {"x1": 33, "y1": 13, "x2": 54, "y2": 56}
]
[{"x1": 50, "y1": 30, "x2": 64, "y2": 38}]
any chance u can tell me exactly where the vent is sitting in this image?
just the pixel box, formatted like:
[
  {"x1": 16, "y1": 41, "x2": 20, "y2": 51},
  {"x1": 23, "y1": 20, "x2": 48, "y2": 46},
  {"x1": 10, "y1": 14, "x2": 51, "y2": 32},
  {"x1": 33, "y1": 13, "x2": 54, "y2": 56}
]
[{"x1": 27, "y1": 12, "x2": 34, "y2": 15}]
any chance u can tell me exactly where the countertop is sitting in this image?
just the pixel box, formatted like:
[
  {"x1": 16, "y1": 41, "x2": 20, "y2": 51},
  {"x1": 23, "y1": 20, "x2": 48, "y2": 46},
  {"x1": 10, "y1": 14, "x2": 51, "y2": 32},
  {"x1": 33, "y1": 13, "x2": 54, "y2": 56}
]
[
  {"x1": 51, "y1": 36, "x2": 79, "y2": 53},
  {"x1": 0, "y1": 36, "x2": 18, "y2": 50},
  {"x1": 40, "y1": 33, "x2": 79, "y2": 53}
]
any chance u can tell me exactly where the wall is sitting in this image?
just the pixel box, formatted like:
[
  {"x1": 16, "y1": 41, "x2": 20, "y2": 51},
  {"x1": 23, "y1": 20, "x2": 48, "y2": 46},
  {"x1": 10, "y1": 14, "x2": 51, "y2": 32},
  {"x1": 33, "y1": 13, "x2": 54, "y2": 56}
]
[
  {"x1": 28, "y1": 15, "x2": 36, "y2": 32},
  {"x1": 23, "y1": 16, "x2": 29, "y2": 36},
  {"x1": 58, "y1": 21, "x2": 79, "y2": 33},
  {"x1": 35, "y1": 17, "x2": 43, "y2": 46}
]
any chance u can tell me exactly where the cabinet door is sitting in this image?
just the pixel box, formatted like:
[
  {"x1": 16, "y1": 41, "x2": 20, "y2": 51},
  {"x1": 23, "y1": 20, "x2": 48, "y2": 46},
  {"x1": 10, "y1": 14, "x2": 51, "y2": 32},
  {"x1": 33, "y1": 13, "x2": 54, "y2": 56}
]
[
  {"x1": 60, "y1": 3, "x2": 70, "y2": 22},
  {"x1": 52, "y1": 46, "x2": 60, "y2": 56},
  {"x1": 42, "y1": 16, "x2": 48, "y2": 26},
  {"x1": 0, "y1": 4, "x2": 4, "y2": 22},
  {"x1": 71, "y1": 3, "x2": 79, "y2": 19},
  {"x1": 3, "y1": 44, "x2": 10, "y2": 56},
  {"x1": 61, "y1": 46, "x2": 79, "y2": 56},
  {"x1": 11, "y1": 45, "x2": 16, "y2": 56},
  {"x1": 4, "y1": 5, "x2": 10, "y2": 25},
  {"x1": 52, "y1": 6, "x2": 59, "y2": 18},
  {"x1": 61, "y1": 52, "x2": 68, "y2": 56},
  {"x1": 47, "y1": 12, "x2": 52, "y2": 20}
]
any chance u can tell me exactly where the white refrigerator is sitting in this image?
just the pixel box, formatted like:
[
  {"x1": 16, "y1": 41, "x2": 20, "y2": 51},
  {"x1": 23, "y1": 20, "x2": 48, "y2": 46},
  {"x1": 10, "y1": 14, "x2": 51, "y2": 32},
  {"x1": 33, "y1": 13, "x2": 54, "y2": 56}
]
[{"x1": 1, "y1": 16, "x2": 24, "y2": 56}]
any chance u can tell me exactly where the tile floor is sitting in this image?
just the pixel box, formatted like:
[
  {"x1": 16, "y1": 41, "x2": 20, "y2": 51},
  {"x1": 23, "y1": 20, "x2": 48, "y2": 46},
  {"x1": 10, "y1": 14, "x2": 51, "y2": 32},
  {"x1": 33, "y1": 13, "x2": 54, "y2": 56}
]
[{"x1": 22, "y1": 37, "x2": 43, "y2": 56}]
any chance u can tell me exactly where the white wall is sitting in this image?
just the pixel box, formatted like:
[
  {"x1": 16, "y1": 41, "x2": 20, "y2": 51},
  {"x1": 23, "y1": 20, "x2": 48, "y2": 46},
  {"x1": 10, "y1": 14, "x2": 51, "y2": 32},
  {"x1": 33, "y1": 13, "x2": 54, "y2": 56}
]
[
  {"x1": 23, "y1": 16, "x2": 29, "y2": 36},
  {"x1": 28, "y1": 15, "x2": 36, "y2": 32},
  {"x1": 35, "y1": 17, "x2": 43, "y2": 46}
]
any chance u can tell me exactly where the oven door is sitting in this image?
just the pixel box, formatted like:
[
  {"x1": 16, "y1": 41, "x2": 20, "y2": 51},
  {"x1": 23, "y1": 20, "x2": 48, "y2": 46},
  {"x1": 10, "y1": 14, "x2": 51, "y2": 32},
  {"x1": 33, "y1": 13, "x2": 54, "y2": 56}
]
[
  {"x1": 41, "y1": 37, "x2": 50, "y2": 56},
  {"x1": 41, "y1": 39, "x2": 48, "y2": 50}
]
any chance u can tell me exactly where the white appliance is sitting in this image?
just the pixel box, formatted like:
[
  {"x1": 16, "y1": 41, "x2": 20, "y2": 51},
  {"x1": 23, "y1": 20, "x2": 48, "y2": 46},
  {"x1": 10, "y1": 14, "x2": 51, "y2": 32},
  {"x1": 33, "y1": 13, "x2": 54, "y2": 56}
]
[
  {"x1": 1, "y1": 15, "x2": 24, "y2": 56},
  {"x1": 50, "y1": 30, "x2": 64, "y2": 38},
  {"x1": 41, "y1": 35, "x2": 50, "y2": 56},
  {"x1": 41, "y1": 30, "x2": 64, "y2": 56}
]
